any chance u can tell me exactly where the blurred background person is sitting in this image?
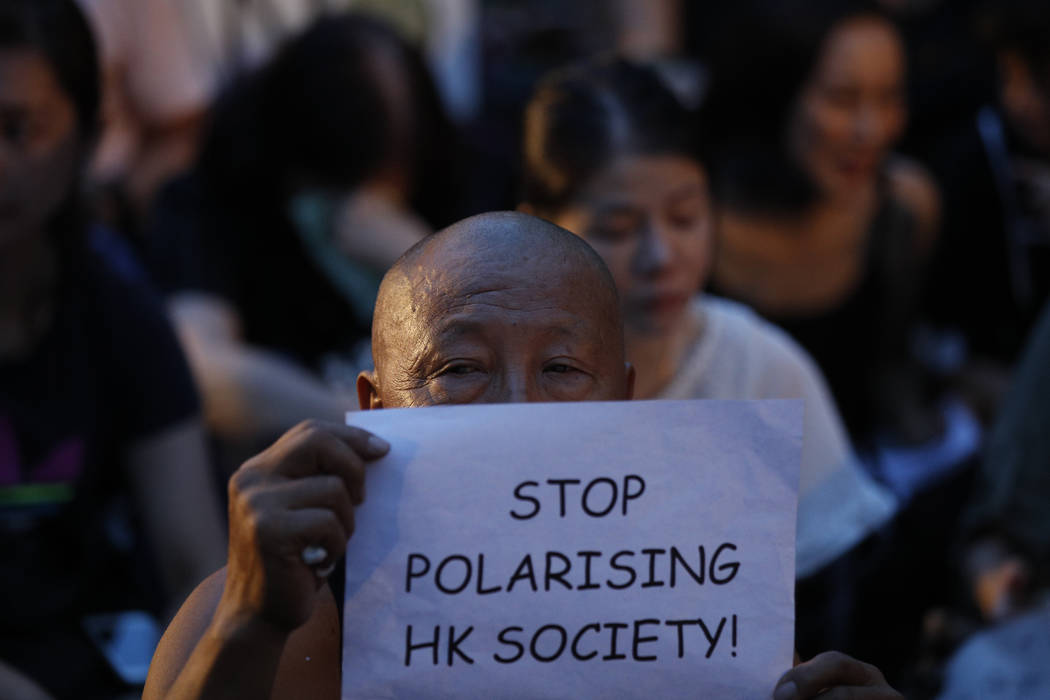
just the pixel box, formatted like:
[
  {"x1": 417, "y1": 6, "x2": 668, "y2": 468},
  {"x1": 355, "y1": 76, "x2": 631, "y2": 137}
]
[
  {"x1": 695, "y1": 0, "x2": 990, "y2": 685},
  {"x1": 922, "y1": 299, "x2": 1050, "y2": 699},
  {"x1": 0, "y1": 1, "x2": 224, "y2": 696},
  {"x1": 73, "y1": 0, "x2": 482, "y2": 244},
  {"x1": 177, "y1": 0, "x2": 482, "y2": 123},
  {"x1": 922, "y1": 0, "x2": 1050, "y2": 386},
  {"x1": 960, "y1": 300, "x2": 1050, "y2": 623},
  {"x1": 520, "y1": 57, "x2": 897, "y2": 654},
  {"x1": 147, "y1": 13, "x2": 466, "y2": 462},
  {"x1": 698, "y1": 0, "x2": 981, "y2": 494},
  {"x1": 75, "y1": 0, "x2": 213, "y2": 236}
]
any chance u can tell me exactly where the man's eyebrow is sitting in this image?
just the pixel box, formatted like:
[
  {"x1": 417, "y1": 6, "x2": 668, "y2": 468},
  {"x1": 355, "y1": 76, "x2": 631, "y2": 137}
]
[
  {"x1": 429, "y1": 318, "x2": 488, "y2": 343},
  {"x1": 401, "y1": 320, "x2": 486, "y2": 376}
]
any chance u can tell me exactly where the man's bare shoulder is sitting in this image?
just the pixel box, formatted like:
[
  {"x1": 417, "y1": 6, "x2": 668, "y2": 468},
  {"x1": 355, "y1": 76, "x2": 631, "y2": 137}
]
[{"x1": 145, "y1": 568, "x2": 342, "y2": 699}]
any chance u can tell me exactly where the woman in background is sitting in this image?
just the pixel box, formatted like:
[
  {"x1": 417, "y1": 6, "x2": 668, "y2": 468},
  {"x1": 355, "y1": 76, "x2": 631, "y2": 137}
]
[
  {"x1": 700, "y1": 0, "x2": 949, "y2": 454},
  {"x1": 148, "y1": 13, "x2": 466, "y2": 454},
  {"x1": 701, "y1": 3, "x2": 981, "y2": 681},
  {"x1": 0, "y1": 1, "x2": 224, "y2": 696},
  {"x1": 520, "y1": 57, "x2": 896, "y2": 630}
]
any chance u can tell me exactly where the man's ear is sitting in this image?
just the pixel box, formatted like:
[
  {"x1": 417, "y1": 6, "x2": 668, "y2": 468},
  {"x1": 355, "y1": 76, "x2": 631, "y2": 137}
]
[
  {"x1": 356, "y1": 371, "x2": 383, "y2": 410},
  {"x1": 624, "y1": 362, "x2": 636, "y2": 401}
]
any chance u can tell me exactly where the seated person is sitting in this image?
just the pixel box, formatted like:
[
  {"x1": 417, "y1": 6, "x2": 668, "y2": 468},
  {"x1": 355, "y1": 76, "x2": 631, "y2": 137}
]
[
  {"x1": 144, "y1": 212, "x2": 900, "y2": 699},
  {"x1": 923, "y1": 0, "x2": 1050, "y2": 370},
  {"x1": 77, "y1": 0, "x2": 210, "y2": 226},
  {"x1": 0, "y1": 1, "x2": 224, "y2": 696},
  {"x1": 700, "y1": 0, "x2": 944, "y2": 450},
  {"x1": 928, "y1": 298, "x2": 1050, "y2": 694},
  {"x1": 960, "y1": 299, "x2": 1050, "y2": 622},
  {"x1": 147, "y1": 14, "x2": 464, "y2": 452},
  {"x1": 519, "y1": 57, "x2": 896, "y2": 582}
]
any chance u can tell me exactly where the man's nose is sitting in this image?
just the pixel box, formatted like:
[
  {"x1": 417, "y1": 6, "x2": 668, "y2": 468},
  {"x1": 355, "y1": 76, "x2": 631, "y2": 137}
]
[{"x1": 497, "y1": 369, "x2": 540, "y2": 404}]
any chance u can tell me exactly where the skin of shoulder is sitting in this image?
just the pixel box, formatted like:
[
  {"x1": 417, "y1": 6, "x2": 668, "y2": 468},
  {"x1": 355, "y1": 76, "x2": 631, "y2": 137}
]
[
  {"x1": 886, "y1": 155, "x2": 942, "y2": 256},
  {"x1": 144, "y1": 568, "x2": 342, "y2": 700}
]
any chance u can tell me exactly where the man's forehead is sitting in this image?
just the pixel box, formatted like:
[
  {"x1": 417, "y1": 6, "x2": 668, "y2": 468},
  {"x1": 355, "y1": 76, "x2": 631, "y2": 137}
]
[
  {"x1": 407, "y1": 250, "x2": 595, "y2": 309},
  {"x1": 373, "y1": 216, "x2": 622, "y2": 367},
  {"x1": 426, "y1": 303, "x2": 593, "y2": 341}
]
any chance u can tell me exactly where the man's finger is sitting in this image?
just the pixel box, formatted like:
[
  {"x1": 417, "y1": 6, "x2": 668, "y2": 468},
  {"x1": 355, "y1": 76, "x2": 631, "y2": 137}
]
[
  {"x1": 287, "y1": 420, "x2": 389, "y2": 461},
  {"x1": 326, "y1": 422, "x2": 391, "y2": 458},
  {"x1": 308, "y1": 429, "x2": 369, "y2": 506},
  {"x1": 774, "y1": 652, "x2": 886, "y2": 699},
  {"x1": 277, "y1": 508, "x2": 352, "y2": 567},
  {"x1": 263, "y1": 476, "x2": 356, "y2": 536},
  {"x1": 270, "y1": 422, "x2": 374, "y2": 503}
]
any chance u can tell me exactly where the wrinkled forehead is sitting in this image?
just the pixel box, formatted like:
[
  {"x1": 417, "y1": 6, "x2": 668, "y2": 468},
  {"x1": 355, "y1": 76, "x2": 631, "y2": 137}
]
[
  {"x1": 374, "y1": 246, "x2": 619, "y2": 365},
  {"x1": 411, "y1": 253, "x2": 609, "y2": 327}
]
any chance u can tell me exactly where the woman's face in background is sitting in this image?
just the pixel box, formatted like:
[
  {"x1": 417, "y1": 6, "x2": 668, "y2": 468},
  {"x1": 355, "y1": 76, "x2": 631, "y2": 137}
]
[
  {"x1": 551, "y1": 154, "x2": 713, "y2": 337},
  {"x1": 788, "y1": 16, "x2": 907, "y2": 201},
  {"x1": 0, "y1": 48, "x2": 80, "y2": 245}
]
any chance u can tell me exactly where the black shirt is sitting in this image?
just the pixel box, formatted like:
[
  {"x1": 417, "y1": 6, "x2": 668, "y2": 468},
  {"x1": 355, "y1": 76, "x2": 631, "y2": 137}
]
[
  {"x1": 0, "y1": 226, "x2": 200, "y2": 696},
  {"x1": 148, "y1": 174, "x2": 370, "y2": 374}
]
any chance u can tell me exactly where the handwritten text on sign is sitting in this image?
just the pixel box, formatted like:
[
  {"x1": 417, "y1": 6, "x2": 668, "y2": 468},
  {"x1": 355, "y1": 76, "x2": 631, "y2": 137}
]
[{"x1": 343, "y1": 400, "x2": 801, "y2": 699}]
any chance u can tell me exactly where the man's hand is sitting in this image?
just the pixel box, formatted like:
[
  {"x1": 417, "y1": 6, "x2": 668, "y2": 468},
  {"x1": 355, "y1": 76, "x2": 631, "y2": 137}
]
[
  {"x1": 773, "y1": 651, "x2": 903, "y2": 699},
  {"x1": 218, "y1": 420, "x2": 390, "y2": 634}
]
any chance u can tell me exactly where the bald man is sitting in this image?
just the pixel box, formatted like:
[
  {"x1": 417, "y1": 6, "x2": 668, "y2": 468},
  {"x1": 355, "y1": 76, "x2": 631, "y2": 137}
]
[{"x1": 145, "y1": 213, "x2": 899, "y2": 699}]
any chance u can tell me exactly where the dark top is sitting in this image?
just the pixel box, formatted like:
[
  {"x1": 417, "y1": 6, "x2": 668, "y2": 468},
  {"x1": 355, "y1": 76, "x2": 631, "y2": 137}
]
[
  {"x1": 148, "y1": 174, "x2": 371, "y2": 374},
  {"x1": 712, "y1": 195, "x2": 928, "y2": 447},
  {"x1": 923, "y1": 107, "x2": 1050, "y2": 364},
  {"x1": 0, "y1": 227, "x2": 199, "y2": 697}
]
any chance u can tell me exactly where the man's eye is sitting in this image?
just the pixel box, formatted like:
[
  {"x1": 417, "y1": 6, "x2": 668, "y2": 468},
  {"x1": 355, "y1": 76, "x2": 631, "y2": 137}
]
[
  {"x1": 439, "y1": 364, "x2": 479, "y2": 376},
  {"x1": 544, "y1": 363, "x2": 576, "y2": 374}
]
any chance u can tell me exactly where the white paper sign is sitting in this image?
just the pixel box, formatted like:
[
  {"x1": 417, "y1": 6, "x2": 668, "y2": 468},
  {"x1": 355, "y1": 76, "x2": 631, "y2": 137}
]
[{"x1": 343, "y1": 399, "x2": 801, "y2": 699}]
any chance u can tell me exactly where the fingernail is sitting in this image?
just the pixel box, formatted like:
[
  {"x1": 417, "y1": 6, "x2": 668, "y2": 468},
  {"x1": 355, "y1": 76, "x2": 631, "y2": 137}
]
[
  {"x1": 773, "y1": 681, "x2": 797, "y2": 700},
  {"x1": 367, "y1": 435, "x2": 390, "y2": 454}
]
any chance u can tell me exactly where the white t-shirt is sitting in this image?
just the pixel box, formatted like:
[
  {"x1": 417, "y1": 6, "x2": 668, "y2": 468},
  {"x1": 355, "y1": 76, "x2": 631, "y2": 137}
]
[
  {"x1": 659, "y1": 296, "x2": 897, "y2": 578},
  {"x1": 78, "y1": 0, "x2": 213, "y2": 120}
]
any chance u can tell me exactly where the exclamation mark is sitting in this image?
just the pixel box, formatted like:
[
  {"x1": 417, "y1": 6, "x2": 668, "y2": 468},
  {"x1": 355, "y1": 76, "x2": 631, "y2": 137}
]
[{"x1": 731, "y1": 615, "x2": 737, "y2": 657}]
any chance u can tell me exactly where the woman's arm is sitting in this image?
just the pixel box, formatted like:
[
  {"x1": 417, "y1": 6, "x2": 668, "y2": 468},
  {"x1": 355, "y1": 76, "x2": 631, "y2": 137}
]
[
  {"x1": 126, "y1": 417, "x2": 226, "y2": 609},
  {"x1": 170, "y1": 293, "x2": 356, "y2": 443}
]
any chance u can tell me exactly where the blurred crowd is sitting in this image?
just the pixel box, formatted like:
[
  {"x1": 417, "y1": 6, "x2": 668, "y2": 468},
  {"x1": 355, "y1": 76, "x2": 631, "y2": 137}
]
[{"x1": 2, "y1": 0, "x2": 1050, "y2": 697}]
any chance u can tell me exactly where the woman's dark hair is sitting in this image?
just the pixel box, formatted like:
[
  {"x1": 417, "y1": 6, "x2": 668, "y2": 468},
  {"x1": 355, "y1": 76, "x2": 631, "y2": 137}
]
[
  {"x1": 521, "y1": 56, "x2": 698, "y2": 214},
  {"x1": 699, "y1": 0, "x2": 892, "y2": 213},
  {"x1": 200, "y1": 12, "x2": 462, "y2": 228},
  {"x1": 0, "y1": 0, "x2": 100, "y2": 139},
  {"x1": 978, "y1": 0, "x2": 1050, "y2": 87}
]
